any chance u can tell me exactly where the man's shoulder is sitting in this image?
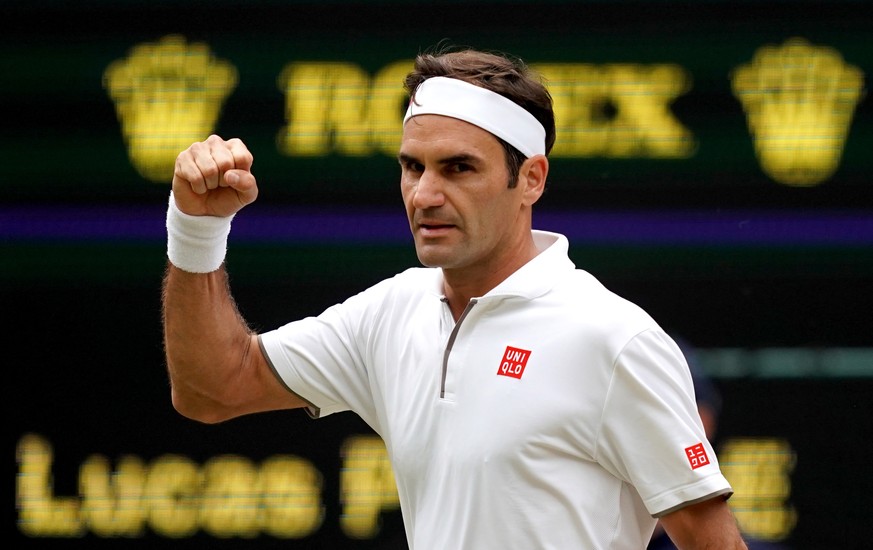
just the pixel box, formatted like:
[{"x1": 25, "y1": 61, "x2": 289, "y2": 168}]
[
  {"x1": 559, "y1": 269, "x2": 652, "y2": 316},
  {"x1": 543, "y1": 268, "x2": 663, "y2": 346},
  {"x1": 364, "y1": 266, "x2": 441, "y2": 299},
  {"x1": 389, "y1": 266, "x2": 441, "y2": 288}
]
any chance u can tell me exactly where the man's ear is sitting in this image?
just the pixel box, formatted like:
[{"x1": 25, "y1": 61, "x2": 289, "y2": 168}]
[{"x1": 519, "y1": 154, "x2": 549, "y2": 206}]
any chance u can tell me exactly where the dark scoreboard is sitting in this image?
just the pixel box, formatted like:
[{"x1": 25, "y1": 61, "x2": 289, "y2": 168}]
[
  {"x1": 5, "y1": 0, "x2": 873, "y2": 207},
  {"x1": 5, "y1": 1, "x2": 872, "y2": 549}
]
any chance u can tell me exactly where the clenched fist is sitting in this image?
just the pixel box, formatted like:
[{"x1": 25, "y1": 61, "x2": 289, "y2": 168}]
[{"x1": 172, "y1": 134, "x2": 258, "y2": 218}]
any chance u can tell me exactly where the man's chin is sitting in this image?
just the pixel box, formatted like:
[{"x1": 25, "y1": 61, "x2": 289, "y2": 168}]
[
  {"x1": 414, "y1": 245, "x2": 456, "y2": 269},
  {"x1": 416, "y1": 255, "x2": 447, "y2": 269}
]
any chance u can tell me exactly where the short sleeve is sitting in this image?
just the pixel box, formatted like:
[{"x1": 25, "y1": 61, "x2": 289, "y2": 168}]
[
  {"x1": 595, "y1": 329, "x2": 733, "y2": 516},
  {"x1": 259, "y1": 282, "x2": 390, "y2": 425}
]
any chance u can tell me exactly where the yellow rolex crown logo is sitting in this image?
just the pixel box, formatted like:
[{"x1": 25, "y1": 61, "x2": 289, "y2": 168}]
[
  {"x1": 731, "y1": 38, "x2": 864, "y2": 186},
  {"x1": 103, "y1": 35, "x2": 238, "y2": 182}
]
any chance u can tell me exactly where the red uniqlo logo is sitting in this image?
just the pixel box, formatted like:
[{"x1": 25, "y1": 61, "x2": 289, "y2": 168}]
[
  {"x1": 685, "y1": 443, "x2": 710, "y2": 470},
  {"x1": 497, "y1": 346, "x2": 531, "y2": 379}
]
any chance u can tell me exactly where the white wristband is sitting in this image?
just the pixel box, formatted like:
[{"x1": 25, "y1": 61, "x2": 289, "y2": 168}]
[{"x1": 166, "y1": 192, "x2": 235, "y2": 273}]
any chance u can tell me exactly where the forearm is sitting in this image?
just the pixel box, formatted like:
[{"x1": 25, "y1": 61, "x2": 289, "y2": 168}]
[
  {"x1": 660, "y1": 497, "x2": 748, "y2": 550},
  {"x1": 162, "y1": 263, "x2": 256, "y2": 422}
]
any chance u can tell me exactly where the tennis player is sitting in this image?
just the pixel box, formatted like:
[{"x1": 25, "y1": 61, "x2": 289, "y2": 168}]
[{"x1": 162, "y1": 46, "x2": 748, "y2": 549}]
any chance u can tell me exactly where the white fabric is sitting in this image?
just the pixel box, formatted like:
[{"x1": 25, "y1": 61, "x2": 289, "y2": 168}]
[
  {"x1": 166, "y1": 192, "x2": 234, "y2": 273},
  {"x1": 260, "y1": 230, "x2": 732, "y2": 549},
  {"x1": 403, "y1": 76, "x2": 546, "y2": 158}
]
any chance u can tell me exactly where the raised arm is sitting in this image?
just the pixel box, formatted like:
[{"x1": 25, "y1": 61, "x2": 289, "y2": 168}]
[{"x1": 162, "y1": 135, "x2": 308, "y2": 423}]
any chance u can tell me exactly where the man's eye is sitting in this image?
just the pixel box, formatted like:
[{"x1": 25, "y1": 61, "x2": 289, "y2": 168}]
[{"x1": 451, "y1": 163, "x2": 472, "y2": 173}]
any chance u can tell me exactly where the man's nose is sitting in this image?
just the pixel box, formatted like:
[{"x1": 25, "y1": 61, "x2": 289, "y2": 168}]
[{"x1": 412, "y1": 170, "x2": 446, "y2": 209}]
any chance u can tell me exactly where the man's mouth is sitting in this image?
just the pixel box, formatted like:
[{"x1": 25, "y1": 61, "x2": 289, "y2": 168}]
[{"x1": 418, "y1": 223, "x2": 455, "y2": 236}]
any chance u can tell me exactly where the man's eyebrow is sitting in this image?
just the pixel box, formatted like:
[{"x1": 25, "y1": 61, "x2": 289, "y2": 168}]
[
  {"x1": 397, "y1": 152, "x2": 418, "y2": 164},
  {"x1": 438, "y1": 153, "x2": 480, "y2": 166},
  {"x1": 397, "y1": 152, "x2": 482, "y2": 165}
]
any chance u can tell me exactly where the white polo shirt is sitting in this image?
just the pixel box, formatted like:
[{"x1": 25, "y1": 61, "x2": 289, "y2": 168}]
[{"x1": 259, "y1": 230, "x2": 732, "y2": 549}]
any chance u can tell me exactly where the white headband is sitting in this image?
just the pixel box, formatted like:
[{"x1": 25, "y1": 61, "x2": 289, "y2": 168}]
[{"x1": 403, "y1": 76, "x2": 546, "y2": 158}]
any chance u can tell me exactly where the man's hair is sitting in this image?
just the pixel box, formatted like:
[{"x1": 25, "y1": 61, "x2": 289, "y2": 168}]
[{"x1": 404, "y1": 47, "x2": 555, "y2": 188}]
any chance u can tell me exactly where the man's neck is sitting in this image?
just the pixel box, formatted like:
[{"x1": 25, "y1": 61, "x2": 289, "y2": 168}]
[{"x1": 441, "y1": 237, "x2": 541, "y2": 321}]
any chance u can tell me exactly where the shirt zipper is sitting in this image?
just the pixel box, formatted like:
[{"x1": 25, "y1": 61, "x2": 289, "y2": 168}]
[{"x1": 440, "y1": 298, "x2": 478, "y2": 399}]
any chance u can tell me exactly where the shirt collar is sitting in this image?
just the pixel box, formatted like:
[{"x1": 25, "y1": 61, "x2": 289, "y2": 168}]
[
  {"x1": 481, "y1": 230, "x2": 575, "y2": 300},
  {"x1": 428, "y1": 230, "x2": 575, "y2": 300}
]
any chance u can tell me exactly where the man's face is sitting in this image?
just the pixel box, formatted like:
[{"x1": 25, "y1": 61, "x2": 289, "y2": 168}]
[{"x1": 398, "y1": 114, "x2": 531, "y2": 274}]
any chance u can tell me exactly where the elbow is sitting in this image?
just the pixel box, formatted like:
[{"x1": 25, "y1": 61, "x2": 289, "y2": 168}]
[{"x1": 170, "y1": 388, "x2": 234, "y2": 425}]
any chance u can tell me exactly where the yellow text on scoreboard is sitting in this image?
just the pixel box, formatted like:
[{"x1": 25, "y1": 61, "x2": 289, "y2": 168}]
[{"x1": 16, "y1": 433, "x2": 398, "y2": 540}]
